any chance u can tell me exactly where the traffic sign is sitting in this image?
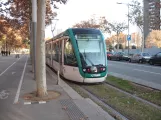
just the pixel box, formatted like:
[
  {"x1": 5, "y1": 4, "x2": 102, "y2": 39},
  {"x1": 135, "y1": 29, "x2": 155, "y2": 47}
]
[{"x1": 127, "y1": 35, "x2": 131, "y2": 41}]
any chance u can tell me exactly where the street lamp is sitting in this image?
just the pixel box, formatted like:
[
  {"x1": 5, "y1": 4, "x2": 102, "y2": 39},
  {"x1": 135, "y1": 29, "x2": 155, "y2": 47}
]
[{"x1": 117, "y1": 2, "x2": 132, "y2": 56}]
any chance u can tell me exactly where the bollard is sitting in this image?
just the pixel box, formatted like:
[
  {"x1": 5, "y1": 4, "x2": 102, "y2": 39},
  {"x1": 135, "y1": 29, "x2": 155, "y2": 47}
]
[{"x1": 57, "y1": 71, "x2": 60, "y2": 85}]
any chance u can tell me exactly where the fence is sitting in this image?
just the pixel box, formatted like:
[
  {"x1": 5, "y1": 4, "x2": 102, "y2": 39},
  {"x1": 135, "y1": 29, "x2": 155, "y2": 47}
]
[{"x1": 116, "y1": 47, "x2": 161, "y2": 55}]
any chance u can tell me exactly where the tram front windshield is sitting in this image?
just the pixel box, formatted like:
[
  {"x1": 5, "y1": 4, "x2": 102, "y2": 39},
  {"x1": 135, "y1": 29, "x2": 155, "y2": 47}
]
[{"x1": 75, "y1": 34, "x2": 106, "y2": 67}]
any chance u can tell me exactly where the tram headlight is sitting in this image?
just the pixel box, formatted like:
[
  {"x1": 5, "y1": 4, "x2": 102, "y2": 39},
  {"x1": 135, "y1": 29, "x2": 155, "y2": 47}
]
[{"x1": 83, "y1": 69, "x2": 86, "y2": 72}]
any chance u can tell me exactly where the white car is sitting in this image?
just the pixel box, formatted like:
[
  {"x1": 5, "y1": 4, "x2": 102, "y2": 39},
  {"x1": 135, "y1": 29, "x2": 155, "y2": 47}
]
[{"x1": 129, "y1": 52, "x2": 151, "y2": 63}]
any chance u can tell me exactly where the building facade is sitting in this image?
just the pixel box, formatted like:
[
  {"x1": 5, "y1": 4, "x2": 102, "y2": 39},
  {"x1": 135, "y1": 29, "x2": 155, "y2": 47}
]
[{"x1": 143, "y1": 0, "x2": 160, "y2": 47}]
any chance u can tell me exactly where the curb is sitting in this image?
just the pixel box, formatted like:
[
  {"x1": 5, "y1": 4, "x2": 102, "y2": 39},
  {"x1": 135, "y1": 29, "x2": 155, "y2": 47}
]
[
  {"x1": 109, "y1": 72, "x2": 161, "y2": 90},
  {"x1": 46, "y1": 66, "x2": 115, "y2": 120}
]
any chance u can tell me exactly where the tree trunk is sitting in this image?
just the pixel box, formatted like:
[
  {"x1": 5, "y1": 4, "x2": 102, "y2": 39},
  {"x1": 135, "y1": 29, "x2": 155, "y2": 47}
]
[
  {"x1": 36, "y1": 0, "x2": 47, "y2": 97},
  {"x1": 29, "y1": 21, "x2": 33, "y2": 63},
  {"x1": 141, "y1": 31, "x2": 144, "y2": 52},
  {"x1": 139, "y1": 27, "x2": 144, "y2": 52}
]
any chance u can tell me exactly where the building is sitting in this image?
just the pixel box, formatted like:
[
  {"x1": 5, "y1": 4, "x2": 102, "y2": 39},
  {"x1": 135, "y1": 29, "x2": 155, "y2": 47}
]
[
  {"x1": 143, "y1": 0, "x2": 160, "y2": 47},
  {"x1": 130, "y1": 33, "x2": 142, "y2": 48}
]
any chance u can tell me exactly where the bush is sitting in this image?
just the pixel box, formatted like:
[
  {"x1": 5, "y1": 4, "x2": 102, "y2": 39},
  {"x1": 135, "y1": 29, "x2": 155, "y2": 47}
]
[
  {"x1": 132, "y1": 45, "x2": 136, "y2": 49},
  {"x1": 115, "y1": 44, "x2": 123, "y2": 49}
]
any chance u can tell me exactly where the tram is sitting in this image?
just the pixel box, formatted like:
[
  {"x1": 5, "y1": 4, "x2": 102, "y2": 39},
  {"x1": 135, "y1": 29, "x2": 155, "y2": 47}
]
[{"x1": 45, "y1": 28, "x2": 107, "y2": 83}]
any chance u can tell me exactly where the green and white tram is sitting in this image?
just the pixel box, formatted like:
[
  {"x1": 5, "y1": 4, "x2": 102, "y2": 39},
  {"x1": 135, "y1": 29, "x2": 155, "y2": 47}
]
[{"x1": 45, "y1": 28, "x2": 107, "y2": 83}]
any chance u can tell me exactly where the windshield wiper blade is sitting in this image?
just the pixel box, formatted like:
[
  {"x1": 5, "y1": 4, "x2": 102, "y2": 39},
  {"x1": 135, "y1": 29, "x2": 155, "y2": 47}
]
[{"x1": 95, "y1": 64, "x2": 103, "y2": 66}]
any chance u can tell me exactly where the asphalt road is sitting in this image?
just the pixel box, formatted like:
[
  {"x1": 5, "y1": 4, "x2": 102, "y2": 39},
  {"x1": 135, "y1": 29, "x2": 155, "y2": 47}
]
[
  {"x1": 0, "y1": 54, "x2": 27, "y2": 120},
  {"x1": 108, "y1": 60, "x2": 161, "y2": 87}
]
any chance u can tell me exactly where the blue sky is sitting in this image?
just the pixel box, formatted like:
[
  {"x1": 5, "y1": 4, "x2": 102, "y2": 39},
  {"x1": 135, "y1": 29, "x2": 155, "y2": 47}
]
[{"x1": 45, "y1": 0, "x2": 142, "y2": 38}]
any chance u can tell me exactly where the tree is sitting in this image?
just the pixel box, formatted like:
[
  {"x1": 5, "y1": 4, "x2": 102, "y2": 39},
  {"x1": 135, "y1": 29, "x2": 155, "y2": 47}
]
[
  {"x1": 135, "y1": 33, "x2": 141, "y2": 48},
  {"x1": 99, "y1": 16, "x2": 111, "y2": 33},
  {"x1": 73, "y1": 17, "x2": 100, "y2": 29},
  {"x1": 36, "y1": 0, "x2": 47, "y2": 97},
  {"x1": 129, "y1": 0, "x2": 143, "y2": 49},
  {"x1": 0, "y1": 0, "x2": 68, "y2": 97},
  {"x1": 132, "y1": 45, "x2": 136, "y2": 49},
  {"x1": 115, "y1": 44, "x2": 123, "y2": 49},
  {"x1": 146, "y1": 30, "x2": 161, "y2": 48},
  {"x1": 110, "y1": 22, "x2": 127, "y2": 50},
  {"x1": 35, "y1": 0, "x2": 67, "y2": 97},
  {"x1": 73, "y1": 16, "x2": 111, "y2": 33},
  {"x1": 107, "y1": 33, "x2": 127, "y2": 49}
]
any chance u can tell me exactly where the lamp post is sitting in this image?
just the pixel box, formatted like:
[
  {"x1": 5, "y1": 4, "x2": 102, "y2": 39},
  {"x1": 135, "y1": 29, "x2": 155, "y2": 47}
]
[{"x1": 117, "y1": 2, "x2": 131, "y2": 55}]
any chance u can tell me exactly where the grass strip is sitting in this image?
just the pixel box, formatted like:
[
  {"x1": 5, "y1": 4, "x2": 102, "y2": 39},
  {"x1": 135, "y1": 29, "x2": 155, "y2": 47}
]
[
  {"x1": 67, "y1": 82, "x2": 122, "y2": 120},
  {"x1": 84, "y1": 84, "x2": 161, "y2": 120},
  {"x1": 106, "y1": 75, "x2": 161, "y2": 106}
]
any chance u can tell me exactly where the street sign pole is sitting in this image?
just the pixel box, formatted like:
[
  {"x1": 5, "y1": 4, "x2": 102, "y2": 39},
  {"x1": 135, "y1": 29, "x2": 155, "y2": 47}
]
[{"x1": 128, "y1": 4, "x2": 130, "y2": 56}]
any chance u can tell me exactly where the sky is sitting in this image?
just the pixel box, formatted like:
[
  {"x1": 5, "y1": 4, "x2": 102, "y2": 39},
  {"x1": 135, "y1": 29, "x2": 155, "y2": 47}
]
[{"x1": 45, "y1": 0, "x2": 142, "y2": 39}]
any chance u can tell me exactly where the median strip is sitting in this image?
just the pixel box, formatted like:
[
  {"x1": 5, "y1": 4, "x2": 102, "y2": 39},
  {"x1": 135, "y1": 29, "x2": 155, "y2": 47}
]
[
  {"x1": 106, "y1": 75, "x2": 161, "y2": 106},
  {"x1": 66, "y1": 80, "x2": 161, "y2": 120}
]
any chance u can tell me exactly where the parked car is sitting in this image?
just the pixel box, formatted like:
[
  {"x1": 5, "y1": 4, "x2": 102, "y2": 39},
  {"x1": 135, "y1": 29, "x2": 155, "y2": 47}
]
[
  {"x1": 122, "y1": 52, "x2": 130, "y2": 61},
  {"x1": 129, "y1": 52, "x2": 151, "y2": 63},
  {"x1": 110, "y1": 52, "x2": 129, "y2": 61},
  {"x1": 107, "y1": 52, "x2": 113, "y2": 60},
  {"x1": 149, "y1": 52, "x2": 161, "y2": 65}
]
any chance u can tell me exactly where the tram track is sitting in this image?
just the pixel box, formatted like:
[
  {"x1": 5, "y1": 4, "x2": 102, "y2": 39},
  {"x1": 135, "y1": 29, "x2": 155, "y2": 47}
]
[
  {"x1": 46, "y1": 65, "x2": 127, "y2": 119},
  {"x1": 104, "y1": 82, "x2": 161, "y2": 111},
  {"x1": 66, "y1": 81, "x2": 129, "y2": 120},
  {"x1": 79, "y1": 85, "x2": 129, "y2": 120},
  {"x1": 66, "y1": 80, "x2": 161, "y2": 120},
  {"x1": 46, "y1": 64, "x2": 161, "y2": 120}
]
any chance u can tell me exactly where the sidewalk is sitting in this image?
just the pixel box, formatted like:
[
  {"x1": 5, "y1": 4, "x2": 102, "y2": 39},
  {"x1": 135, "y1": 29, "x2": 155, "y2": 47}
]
[{"x1": 17, "y1": 60, "x2": 115, "y2": 120}]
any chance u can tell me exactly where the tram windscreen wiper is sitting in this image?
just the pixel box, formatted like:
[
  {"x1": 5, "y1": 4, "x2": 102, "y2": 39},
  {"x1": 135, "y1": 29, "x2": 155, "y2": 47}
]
[
  {"x1": 95, "y1": 64, "x2": 103, "y2": 66},
  {"x1": 83, "y1": 49, "x2": 94, "y2": 66}
]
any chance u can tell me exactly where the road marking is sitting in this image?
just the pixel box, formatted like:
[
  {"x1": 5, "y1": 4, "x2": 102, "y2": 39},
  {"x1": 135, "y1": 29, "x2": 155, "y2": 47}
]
[
  {"x1": 133, "y1": 69, "x2": 161, "y2": 75},
  {"x1": 13, "y1": 55, "x2": 28, "y2": 104},
  {"x1": 0, "y1": 90, "x2": 9, "y2": 99},
  {"x1": 109, "y1": 63, "x2": 161, "y2": 75},
  {"x1": 12, "y1": 72, "x2": 16, "y2": 75},
  {"x1": 109, "y1": 61, "x2": 161, "y2": 70},
  {"x1": 0, "y1": 56, "x2": 23, "y2": 76},
  {"x1": 0, "y1": 62, "x2": 17, "y2": 76},
  {"x1": 24, "y1": 101, "x2": 47, "y2": 105}
]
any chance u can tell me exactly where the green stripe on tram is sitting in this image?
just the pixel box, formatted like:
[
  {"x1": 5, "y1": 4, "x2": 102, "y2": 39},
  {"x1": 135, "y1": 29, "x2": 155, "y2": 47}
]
[{"x1": 67, "y1": 28, "x2": 107, "y2": 78}]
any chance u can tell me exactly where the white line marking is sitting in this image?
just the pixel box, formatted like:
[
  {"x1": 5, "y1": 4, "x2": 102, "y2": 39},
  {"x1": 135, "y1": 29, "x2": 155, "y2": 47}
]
[
  {"x1": 133, "y1": 69, "x2": 161, "y2": 75},
  {"x1": 39, "y1": 101, "x2": 46, "y2": 104},
  {"x1": 109, "y1": 63, "x2": 161, "y2": 75},
  {"x1": 24, "y1": 102, "x2": 31, "y2": 105},
  {"x1": 0, "y1": 62, "x2": 16, "y2": 76},
  {"x1": 0, "y1": 56, "x2": 23, "y2": 76},
  {"x1": 24, "y1": 101, "x2": 46, "y2": 105},
  {"x1": 109, "y1": 61, "x2": 161, "y2": 70},
  {"x1": 0, "y1": 90, "x2": 9, "y2": 99},
  {"x1": 13, "y1": 56, "x2": 28, "y2": 104}
]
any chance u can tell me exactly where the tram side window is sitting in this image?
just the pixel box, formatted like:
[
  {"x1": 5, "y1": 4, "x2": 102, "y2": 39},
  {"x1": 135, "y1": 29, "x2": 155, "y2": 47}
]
[
  {"x1": 64, "y1": 39, "x2": 78, "y2": 67},
  {"x1": 55, "y1": 42, "x2": 59, "y2": 62},
  {"x1": 52, "y1": 42, "x2": 55, "y2": 61},
  {"x1": 52, "y1": 42, "x2": 59, "y2": 62},
  {"x1": 47, "y1": 44, "x2": 50, "y2": 58}
]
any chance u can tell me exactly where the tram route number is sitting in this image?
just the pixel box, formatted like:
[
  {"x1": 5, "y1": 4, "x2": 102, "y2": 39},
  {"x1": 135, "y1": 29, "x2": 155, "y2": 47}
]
[{"x1": 0, "y1": 90, "x2": 9, "y2": 99}]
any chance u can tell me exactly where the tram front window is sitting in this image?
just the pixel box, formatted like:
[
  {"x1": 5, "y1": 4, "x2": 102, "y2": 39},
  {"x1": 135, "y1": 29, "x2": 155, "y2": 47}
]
[{"x1": 75, "y1": 34, "x2": 106, "y2": 68}]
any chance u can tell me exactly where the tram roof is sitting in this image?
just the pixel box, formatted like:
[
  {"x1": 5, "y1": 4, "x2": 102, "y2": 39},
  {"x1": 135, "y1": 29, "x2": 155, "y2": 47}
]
[{"x1": 45, "y1": 28, "x2": 101, "y2": 43}]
